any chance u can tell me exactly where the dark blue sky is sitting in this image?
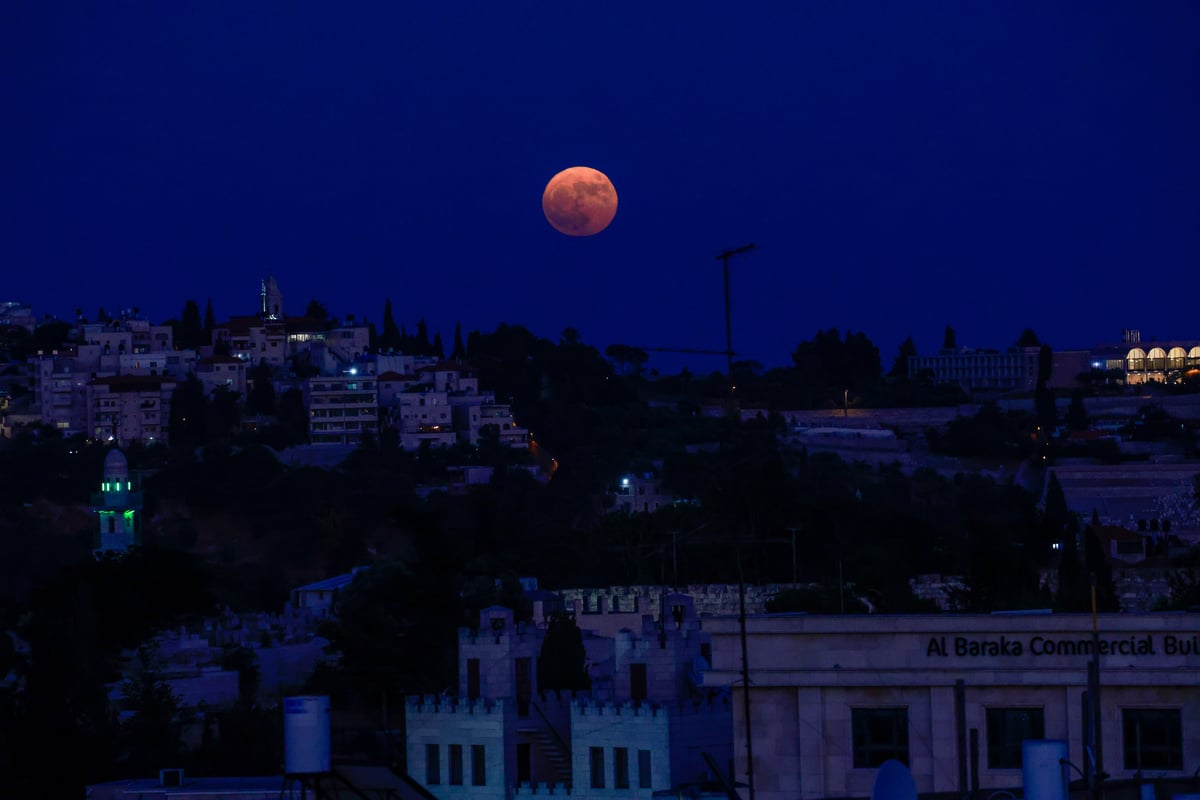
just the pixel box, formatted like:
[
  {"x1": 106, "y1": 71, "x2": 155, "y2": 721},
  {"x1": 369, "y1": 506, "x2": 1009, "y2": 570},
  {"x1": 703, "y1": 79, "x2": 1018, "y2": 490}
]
[{"x1": 3, "y1": 3, "x2": 1197, "y2": 372}]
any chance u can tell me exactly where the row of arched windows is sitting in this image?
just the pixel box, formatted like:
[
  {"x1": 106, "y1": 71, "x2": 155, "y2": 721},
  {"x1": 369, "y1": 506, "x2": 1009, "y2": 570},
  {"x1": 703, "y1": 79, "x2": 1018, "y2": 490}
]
[{"x1": 1126, "y1": 346, "x2": 1200, "y2": 372}]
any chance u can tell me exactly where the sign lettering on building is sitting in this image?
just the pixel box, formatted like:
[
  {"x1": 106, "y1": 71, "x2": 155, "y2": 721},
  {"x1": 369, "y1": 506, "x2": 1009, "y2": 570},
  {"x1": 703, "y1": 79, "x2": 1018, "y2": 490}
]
[{"x1": 924, "y1": 634, "x2": 1199, "y2": 658}]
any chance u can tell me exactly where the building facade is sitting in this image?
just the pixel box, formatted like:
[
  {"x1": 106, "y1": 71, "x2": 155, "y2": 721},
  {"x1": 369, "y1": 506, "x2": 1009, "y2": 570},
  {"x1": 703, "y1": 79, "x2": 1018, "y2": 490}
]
[
  {"x1": 703, "y1": 612, "x2": 1200, "y2": 800},
  {"x1": 406, "y1": 596, "x2": 732, "y2": 800}
]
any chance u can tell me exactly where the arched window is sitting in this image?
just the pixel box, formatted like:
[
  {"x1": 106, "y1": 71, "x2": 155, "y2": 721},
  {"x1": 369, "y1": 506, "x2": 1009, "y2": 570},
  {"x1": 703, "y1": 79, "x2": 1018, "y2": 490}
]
[
  {"x1": 1147, "y1": 347, "x2": 1167, "y2": 372},
  {"x1": 1126, "y1": 348, "x2": 1146, "y2": 372},
  {"x1": 1189, "y1": 346, "x2": 1200, "y2": 367},
  {"x1": 1167, "y1": 347, "x2": 1187, "y2": 369}
]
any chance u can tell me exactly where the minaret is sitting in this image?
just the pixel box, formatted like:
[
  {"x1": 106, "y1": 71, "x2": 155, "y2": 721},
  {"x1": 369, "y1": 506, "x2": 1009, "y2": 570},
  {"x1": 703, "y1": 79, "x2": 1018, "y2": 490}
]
[{"x1": 93, "y1": 448, "x2": 141, "y2": 555}]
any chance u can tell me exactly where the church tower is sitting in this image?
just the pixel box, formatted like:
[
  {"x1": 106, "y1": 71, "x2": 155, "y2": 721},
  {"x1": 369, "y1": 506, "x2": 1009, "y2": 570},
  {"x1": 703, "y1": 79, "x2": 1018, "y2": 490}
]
[
  {"x1": 261, "y1": 274, "x2": 284, "y2": 320},
  {"x1": 93, "y1": 448, "x2": 141, "y2": 555}
]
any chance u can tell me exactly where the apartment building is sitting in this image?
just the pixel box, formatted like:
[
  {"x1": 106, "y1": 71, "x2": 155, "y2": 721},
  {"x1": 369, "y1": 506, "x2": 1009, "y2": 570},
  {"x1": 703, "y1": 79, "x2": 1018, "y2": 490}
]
[
  {"x1": 304, "y1": 375, "x2": 379, "y2": 445},
  {"x1": 87, "y1": 374, "x2": 176, "y2": 444}
]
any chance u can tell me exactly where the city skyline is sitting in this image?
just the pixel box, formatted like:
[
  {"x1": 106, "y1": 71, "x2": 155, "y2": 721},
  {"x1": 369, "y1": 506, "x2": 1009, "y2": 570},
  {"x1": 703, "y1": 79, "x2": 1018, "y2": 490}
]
[{"x1": 3, "y1": 3, "x2": 1198, "y2": 371}]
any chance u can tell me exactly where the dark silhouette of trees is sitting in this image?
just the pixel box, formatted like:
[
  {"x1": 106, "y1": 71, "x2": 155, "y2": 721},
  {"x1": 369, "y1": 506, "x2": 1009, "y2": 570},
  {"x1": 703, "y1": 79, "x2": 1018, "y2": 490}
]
[
  {"x1": 1017, "y1": 328, "x2": 1041, "y2": 348},
  {"x1": 305, "y1": 299, "x2": 329, "y2": 322},
  {"x1": 451, "y1": 322, "x2": 466, "y2": 362},
  {"x1": 943, "y1": 325, "x2": 956, "y2": 351},
  {"x1": 33, "y1": 319, "x2": 73, "y2": 352},
  {"x1": 203, "y1": 299, "x2": 215, "y2": 341},
  {"x1": 790, "y1": 328, "x2": 882, "y2": 406},
  {"x1": 605, "y1": 344, "x2": 650, "y2": 376},
  {"x1": 0, "y1": 324, "x2": 34, "y2": 361},
  {"x1": 537, "y1": 612, "x2": 590, "y2": 692},
  {"x1": 168, "y1": 374, "x2": 207, "y2": 450},
  {"x1": 247, "y1": 359, "x2": 275, "y2": 416},
  {"x1": 1066, "y1": 390, "x2": 1090, "y2": 431},
  {"x1": 178, "y1": 300, "x2": 204, "y2": 350},
  {"x1": 380, "y1": 299, "x2": 402, "y2": 352},
  {"x1": 889, "y1": 336, "x2": 917, "y2": 378},
  {"x1": 415, "y1": 318, "x2": 432, "y2": 356}
]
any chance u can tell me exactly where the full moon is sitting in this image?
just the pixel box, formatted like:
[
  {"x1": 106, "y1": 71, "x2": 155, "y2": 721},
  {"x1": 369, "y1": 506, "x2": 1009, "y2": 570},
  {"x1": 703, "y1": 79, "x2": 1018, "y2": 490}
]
[{"x1": 542, "y1": 166, "x2": 618, "y2": 236}]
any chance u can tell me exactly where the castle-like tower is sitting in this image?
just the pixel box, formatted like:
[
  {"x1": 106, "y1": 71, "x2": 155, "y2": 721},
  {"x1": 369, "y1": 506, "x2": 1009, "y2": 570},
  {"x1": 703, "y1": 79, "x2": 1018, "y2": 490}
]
[{"x1": 93, "y1": 448, "x2": 141, "y2": 554}]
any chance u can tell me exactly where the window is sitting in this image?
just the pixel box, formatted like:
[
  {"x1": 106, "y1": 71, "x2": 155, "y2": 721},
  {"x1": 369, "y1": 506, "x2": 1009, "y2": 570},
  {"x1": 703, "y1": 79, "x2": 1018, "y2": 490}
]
[
  {"x1": 852, "y1": 708, "x2": 909, "y2": 768},
  {"x1": 638, "y1": 749, "x2": 652, "y2": 789},
  {"x1": 986, "y1": 708, "x2": 1045, "y2": 769},
  {"x1": 614, "y1": 747, "x2": 630, "y2": 788},
  {"x1": 449, "y1": 744, "x2": 463, "y2": 785},
  {"x1": 630, "y1": 663, "x2": 647, "y2": 703},
  {"x1": 471, "y1": 744, "x2": 486, "y2": 786},
  {"x1": 1123, "y1": 709, "x2": 1183, "y2": 771},
  {"x1": 590, "y1": 746, "x2": 605, "y2": 788},
  {"x1": 467, "y1": 658, "x2": 480, "y2": 699},
  {"x1": 425, "y1": 744, "x2": 440, "y2": 785}
]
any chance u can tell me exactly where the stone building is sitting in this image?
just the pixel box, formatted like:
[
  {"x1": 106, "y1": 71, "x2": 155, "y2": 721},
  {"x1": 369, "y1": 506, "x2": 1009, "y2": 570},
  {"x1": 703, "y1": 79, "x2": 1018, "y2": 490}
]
[
  {"x1": 406, "y1": 596, "x2": 732, "y2": 800},
  {"x1": 703, "y1": 611, "x2": 1200, "y2": 800}
]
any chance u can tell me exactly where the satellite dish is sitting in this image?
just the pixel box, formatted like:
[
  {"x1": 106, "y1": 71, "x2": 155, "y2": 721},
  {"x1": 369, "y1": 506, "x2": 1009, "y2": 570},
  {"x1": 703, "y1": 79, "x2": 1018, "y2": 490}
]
[{"x1": 871, "y1": 760, "x2": 916, "y2": 800}]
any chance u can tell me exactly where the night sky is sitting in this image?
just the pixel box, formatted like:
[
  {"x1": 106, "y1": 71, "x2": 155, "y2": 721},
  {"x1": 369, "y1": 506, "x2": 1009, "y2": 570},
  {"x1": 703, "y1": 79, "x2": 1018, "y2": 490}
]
[{"x1": 3, "y1": 3, "x2": 1197, "y2": 373}]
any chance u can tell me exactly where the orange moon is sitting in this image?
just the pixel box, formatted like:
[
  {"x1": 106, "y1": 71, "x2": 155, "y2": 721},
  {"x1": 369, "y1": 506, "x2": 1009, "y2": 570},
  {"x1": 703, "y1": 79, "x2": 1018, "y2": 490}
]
[{"x1": 542, "y1": 166, "x2": 618, "y2": 236}]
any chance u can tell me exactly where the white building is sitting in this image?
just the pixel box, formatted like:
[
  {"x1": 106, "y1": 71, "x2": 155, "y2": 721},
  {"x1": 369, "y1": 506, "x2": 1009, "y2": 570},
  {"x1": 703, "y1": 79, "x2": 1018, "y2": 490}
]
[
  {"x1": 87, "y1": 375, "x2": 175, "y2": 444},
  {"x1": 406, "y1": 595, "x2": 732, "y2": 800},
  {"x1": 304, "y1": 375, "x2": 378, "y2": 445},
  {"x1": 702, "y1": 611, "x2": 1200, "y2": 800}
]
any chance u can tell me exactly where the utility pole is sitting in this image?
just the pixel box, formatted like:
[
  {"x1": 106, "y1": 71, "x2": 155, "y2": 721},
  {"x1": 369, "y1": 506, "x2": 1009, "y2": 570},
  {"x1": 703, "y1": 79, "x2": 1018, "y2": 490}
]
[
  {"x1": 717, "y1": 243, "x2": 755, "y2": 800},
  {"x1": 717, "y1": 244, "x2": 756, "y2": 427}
]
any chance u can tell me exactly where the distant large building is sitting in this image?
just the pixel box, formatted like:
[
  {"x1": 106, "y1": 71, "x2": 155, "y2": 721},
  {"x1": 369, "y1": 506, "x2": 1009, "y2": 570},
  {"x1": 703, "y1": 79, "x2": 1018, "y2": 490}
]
[
  {"x1": 703, "y1": 611, "x2": 1200, "y2": 800},
  {"x1": 909, "y1": 330, "x2": 1200, "y2": 394},
  {"x1": 1087, "y1": 333, "x2": 1200, "y2": 385}
]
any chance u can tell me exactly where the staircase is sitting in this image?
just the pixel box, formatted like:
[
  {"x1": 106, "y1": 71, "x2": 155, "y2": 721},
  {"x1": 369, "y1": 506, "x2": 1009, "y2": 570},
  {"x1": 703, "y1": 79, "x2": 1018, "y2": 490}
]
[{"x1": 519, "y1": 725, "x2": 573, "y2": 786}]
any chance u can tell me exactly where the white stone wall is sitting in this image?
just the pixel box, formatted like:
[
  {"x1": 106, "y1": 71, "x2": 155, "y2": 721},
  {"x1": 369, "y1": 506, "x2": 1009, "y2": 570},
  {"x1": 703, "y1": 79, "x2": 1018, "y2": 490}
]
[
  {"x1": 406, "y1": 697, "x2": 515, "y2": 800},
  {"x1": 706, "y1": 613, "x2": 1200, "y2": 800},
  {"x1": 571, "y1": 701, "x2": 670, "y2": 798}
]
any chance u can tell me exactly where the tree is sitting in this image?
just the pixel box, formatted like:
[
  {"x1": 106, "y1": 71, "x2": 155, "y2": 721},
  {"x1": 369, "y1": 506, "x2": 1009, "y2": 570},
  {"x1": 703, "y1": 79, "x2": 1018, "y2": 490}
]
[
  {"x1": 415, "y1": 318, "x2": 431, "y2": 356},
  {"x1": 207, "y1": 387, "x2": 241, "y2": 440},
  {"x1": 537, "y1": 612, "x2": 590, "y2": 692},
  {"x1": 889, "y1": 336, "x2": 917, "y2": 379},
  {"x1": 118, "y1": 644, "x2": 184, "y2": 774},
  {"x1": 203, "y1": 299, "x2": 215, "y2": 340},
  {"x1": 0, "y1": 325, "x2": 34, "y2": 362},
  {"x1": 276, "y1": 388, "x2": 309, "y2": 444},
  {"x1": 168, "y1": 374, "x2": 207, "y2": 450},
  {"x1": 1035, "y1": 344, "x2": 1056, "y2": 439},
  {"x1": 1017, "y1": 328, "x2": 1041, "y2": 348},
  {"x1": 33, "y1": 319, "x2": 73, "y2": 352},
  {"x1": 178, "y1": 300, "x2": 203, "y2": 350},
  {"x1": 451, "y1": 322, "x2": 466, "y2": 362},
  {"x1": 305, "y1": 299, "x2": 329, "y2": 322},
  {"x1": 247, "y1": 359, "x2": 276, "y2": 416},
  {"x1": 380, "y1": 299, "x2": 402, "y2": 352},
  {"x1": 1066, "y1": 390, "x2": 1089, "y2": 432},
  {"x1": 605, "y1": 344, "x2": 650, "y2": 376},
  {"x1": 943, "y1": 325, "x2": 956, "y2": 351},
  {"x1": 432, "y1": 332, "x2": 445, "y2": 360}
]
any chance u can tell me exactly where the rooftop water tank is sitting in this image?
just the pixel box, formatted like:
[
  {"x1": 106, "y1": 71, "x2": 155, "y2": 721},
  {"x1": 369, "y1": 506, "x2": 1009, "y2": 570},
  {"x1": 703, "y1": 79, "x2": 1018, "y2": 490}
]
[
  {"x1": 284, "y1": 695, "x2": 331, "y2": 775},
  {"x1": 1022, "y1": 739, "x2": 1069, "y2": 800}
]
